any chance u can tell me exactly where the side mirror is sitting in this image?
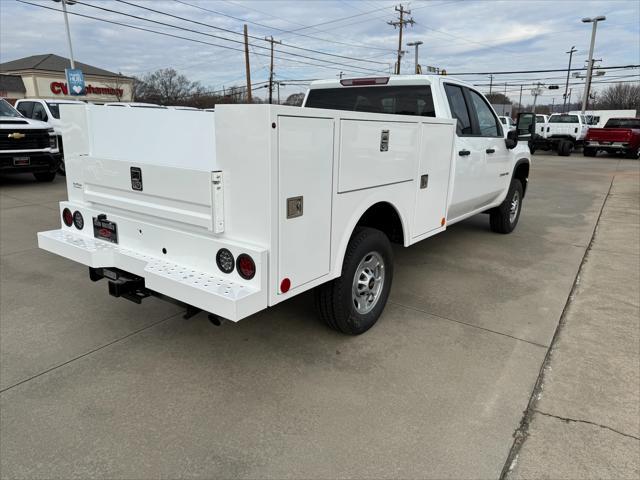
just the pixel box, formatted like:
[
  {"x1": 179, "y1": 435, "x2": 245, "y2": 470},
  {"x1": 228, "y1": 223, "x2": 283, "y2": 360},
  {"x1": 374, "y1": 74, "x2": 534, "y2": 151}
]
[
  {"x1": 505, "y1": 130, "x2": 518, "y2": 149},
  {"x1": 516, "y1": 112, "x2": 536, "y2": 141}
]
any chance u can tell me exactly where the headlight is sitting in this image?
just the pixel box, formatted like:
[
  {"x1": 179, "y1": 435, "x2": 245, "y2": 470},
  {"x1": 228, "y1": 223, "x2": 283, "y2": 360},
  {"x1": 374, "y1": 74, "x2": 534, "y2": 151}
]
[{"x1": 49, "y1": 136, "x2": 58, "y2": 149}]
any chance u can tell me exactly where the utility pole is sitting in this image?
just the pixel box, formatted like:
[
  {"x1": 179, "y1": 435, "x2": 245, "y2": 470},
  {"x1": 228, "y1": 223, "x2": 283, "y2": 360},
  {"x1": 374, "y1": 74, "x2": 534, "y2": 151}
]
[
  {"x1": 532, "y1": 82, "x2": 543, "y2": 113},
  {"x1": 517, "y1": 84, "x2": 523, "y2": 115},
  {"x1": 277, "y1": 81, "x2": 280, "y2": 104},
  {"x1": 388, "y1": 4, "x2": 414, "y2": 75},
  {"x1": 581, "y1": 16, "x2": 606, "y2": 113},
  {"x1": 53, "y1": 0, "x2": 77, "y2": 68},
  {"x1": 337, "y1": 71, "x2": 344, "y2": 79},
  {"x1": 265, "y1": 35, "x2": 281, "y2": 104},
  {"x1": 406, "y1": 41, "x2": 423, "y2": 74},
  {"x1": 243, "y1": 24, "x2": 252, "y2": 103},
  {"x1": 562, "y1": 46, "x2": 577, "y2": 112}
]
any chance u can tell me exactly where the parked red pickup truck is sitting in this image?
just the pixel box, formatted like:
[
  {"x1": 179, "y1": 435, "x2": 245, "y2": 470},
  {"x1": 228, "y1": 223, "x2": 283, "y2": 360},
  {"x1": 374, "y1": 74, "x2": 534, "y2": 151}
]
[{"x1": 584, "y1": 118, "x2": 640, "y2": 159}]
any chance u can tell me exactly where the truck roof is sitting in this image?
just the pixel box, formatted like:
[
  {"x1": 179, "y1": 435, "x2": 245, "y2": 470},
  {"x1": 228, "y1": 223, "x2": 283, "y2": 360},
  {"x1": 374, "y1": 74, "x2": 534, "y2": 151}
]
[{"x1": 308, "y1": 74, "x2": 464, "y2": 90}]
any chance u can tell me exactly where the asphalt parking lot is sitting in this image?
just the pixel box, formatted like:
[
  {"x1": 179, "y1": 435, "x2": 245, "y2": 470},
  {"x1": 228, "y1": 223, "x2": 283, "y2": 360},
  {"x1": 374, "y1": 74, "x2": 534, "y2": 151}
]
[{"x1": 1, "y1": 153, "x2": 638, "y2": 479}]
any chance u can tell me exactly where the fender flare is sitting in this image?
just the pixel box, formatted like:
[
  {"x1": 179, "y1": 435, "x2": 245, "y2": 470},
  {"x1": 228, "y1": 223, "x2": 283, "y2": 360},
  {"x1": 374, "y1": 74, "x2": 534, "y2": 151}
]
[
  {"x1": 513, "y1": 158, "x2": 531, "y2": 196},
  {"x1": 333, "y1": 199, "x2": 410, "y2": 276}
]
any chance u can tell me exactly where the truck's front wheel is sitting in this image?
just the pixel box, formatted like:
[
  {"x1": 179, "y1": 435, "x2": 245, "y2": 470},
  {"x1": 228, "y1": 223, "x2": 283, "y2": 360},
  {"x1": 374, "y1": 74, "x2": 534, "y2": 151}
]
[
  {"x1": 490, "y1": 179, "x2": 523, "y2": 234},
  {"x1": 315, "y1": 227, "x2": 393, "y2": 335}
]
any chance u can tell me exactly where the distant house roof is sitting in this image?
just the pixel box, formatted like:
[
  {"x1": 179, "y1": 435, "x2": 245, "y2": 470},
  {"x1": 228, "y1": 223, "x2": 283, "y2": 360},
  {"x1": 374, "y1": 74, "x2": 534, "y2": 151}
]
[
  {"x1": 0, "y1": 74, "x2": 26, "y2": 93},
  {"x1": 0, "y1": 53, "x2": 129, "y2": 79}
]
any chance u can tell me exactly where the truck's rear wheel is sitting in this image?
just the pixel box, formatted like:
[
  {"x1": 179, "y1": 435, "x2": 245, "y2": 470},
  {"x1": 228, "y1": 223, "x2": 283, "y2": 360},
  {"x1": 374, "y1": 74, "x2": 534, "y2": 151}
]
[
  {"x1": 625, "y1": 148, "x2": 639, "y2": 159},
  {"x1": 315, "y1": 227, "x2": 393, "y2": 335},
  {"x1": 490, "y1": 179, "x2": 523, "y2": 234},
  {"x1": 558, "y1": 140, "x2": 573, "y2": 156}
]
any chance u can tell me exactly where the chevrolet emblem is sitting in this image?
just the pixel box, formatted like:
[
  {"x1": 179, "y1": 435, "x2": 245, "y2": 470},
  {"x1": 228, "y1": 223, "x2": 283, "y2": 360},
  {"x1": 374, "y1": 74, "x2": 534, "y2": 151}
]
[{"x1": 8, "y1": 132, "x2": 26, "y2": 140}]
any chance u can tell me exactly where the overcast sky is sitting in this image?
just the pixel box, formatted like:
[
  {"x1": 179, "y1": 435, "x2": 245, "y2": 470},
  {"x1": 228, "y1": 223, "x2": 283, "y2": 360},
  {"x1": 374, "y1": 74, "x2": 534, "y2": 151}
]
[{"x1": 1, "y1": 0, "x2": 638, "y2": 104}]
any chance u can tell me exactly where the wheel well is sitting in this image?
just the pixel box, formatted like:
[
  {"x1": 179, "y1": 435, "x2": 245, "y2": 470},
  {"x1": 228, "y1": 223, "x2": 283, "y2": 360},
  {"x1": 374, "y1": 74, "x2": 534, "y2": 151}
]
[
  {"x1": 514, "y1": 162, "x2": 529, "y2": 197},
  {"x1": 356, "y1": 202, "x2": 404, "y2": 244}
]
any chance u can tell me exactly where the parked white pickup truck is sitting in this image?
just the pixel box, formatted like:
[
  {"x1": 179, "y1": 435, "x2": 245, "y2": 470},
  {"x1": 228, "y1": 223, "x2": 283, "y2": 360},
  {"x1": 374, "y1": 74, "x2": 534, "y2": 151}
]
[
  {"x1": 38, "y1": 75, "x2": 534, "y2": 335},
  {"x1": 532, "y1": 112, "x2": 589, "y2": 156}
]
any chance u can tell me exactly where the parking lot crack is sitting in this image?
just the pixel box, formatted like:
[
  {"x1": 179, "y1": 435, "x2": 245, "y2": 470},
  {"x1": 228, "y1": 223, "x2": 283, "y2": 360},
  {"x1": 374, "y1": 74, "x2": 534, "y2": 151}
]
[
  {"x1": 498, "y1": 174, "x2": 616, "y2": 480},
  {"x1": 532, "y1": 409, "x2": 640, "y2": 440},
  {"x1": 0, "y1": 311, "x2": 182, "y2": 395}
]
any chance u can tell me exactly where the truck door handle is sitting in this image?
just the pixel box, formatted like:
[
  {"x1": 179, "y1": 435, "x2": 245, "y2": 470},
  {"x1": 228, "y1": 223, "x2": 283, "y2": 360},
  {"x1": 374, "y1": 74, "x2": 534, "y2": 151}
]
[
  {"x1": 458, "y1": 150, "x2": 471, "y2": 156},
  {"x1": 486, "y1": 148, "x2": 495, "y2": 154}
]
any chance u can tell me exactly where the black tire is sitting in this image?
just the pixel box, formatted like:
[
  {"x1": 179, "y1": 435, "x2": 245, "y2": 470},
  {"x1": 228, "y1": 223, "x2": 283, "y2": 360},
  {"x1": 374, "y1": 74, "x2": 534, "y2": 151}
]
[
  {"x1": 625, "y1": 148, "x2": 639, "y2": 159},
  {"x1": 558, "y1": 140, "x2": 572, "y2": 156},
  {"x1": 315, "y1": 227, "x2": 393, "y2": 335},
  {"x1": 57, "y1": 160, "x2": 66, "y2": 176},
  {"x1": 583, "y1": 147, "x2": 597, "y2": 157},
  {"x1": 33, "y1": 171, "x2": 56, "y2": 182},
  {"x1": 490, "y1": 179, "x2": 523, "y2": 234}
]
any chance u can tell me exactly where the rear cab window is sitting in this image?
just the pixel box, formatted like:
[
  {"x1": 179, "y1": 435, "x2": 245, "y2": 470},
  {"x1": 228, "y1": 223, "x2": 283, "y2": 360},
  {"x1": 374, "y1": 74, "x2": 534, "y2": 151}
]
[
  {"x1": 304, "y1": 85, "x2": 436, "y2": 117},
  {"x1": 46, "y1": 102, "x2": 61, "y2": 119},
  {"x1": 549, "y1": 115, "x2": 579, "y2": 123}
]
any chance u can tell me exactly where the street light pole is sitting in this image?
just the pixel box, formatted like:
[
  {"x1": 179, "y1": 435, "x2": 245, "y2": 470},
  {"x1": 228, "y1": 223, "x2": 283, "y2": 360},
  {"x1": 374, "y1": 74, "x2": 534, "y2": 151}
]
[
  {"x1": 581, "y1": 16, "x2": 606, "y2": 114},
  {"x1": 563, "y1": 46, "x2": 577, "y2": 112},
  {"x1": 406, "y1": 41, "x2": 423, "y2": 74},
  {"x1": 53, "y1": 0, "x2": 76, "y2": 69}
]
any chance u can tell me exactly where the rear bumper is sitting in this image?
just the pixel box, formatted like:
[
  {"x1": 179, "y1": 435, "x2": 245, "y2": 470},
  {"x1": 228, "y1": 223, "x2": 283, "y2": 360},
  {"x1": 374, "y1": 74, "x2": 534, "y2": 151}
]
[
  {"x1": 38, "y1": 226, "x2": 268, "y2": 322},
  {"x1": 0, "y1": 152, "x2": 60, "y2": 174}
]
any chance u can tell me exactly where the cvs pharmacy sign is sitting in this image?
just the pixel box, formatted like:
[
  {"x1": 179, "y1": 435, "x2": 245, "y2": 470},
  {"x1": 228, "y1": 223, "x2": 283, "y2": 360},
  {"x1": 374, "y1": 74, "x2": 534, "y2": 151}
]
[{"x1": 50, "y1": 81, "x2": 123, "y2": 97}]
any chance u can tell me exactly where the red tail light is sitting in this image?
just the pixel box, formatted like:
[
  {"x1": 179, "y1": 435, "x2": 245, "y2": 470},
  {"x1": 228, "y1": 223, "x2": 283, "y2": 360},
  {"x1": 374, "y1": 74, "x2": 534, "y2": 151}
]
[
  {"x1": 62, "y1": 208, "x2": 73, "y2": 227},
  {"x1": 340, "y1": 77, "x2": 389, "y2": 86},
  {"x1": 236, "y1": 254, "x2": 256, "y2": 280}
]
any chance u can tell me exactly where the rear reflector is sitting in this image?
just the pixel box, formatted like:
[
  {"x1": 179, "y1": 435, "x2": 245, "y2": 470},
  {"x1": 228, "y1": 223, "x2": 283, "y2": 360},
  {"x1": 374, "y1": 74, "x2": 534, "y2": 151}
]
[
  {"x1": 236, "y1": 254, "x2": 256, "y2": 280},
  {"x1": 340, "y1": 77, "x2": 389, "y2": 86},
  {"x1": 62, "y1": 208, "x2": 73, "y2": 227},
  {"x1": 73, "y1": 211, "x2": 84, "y2": 230},
  {"x1": 280, "y1": 278, "x2": 291, "y2": 293}
]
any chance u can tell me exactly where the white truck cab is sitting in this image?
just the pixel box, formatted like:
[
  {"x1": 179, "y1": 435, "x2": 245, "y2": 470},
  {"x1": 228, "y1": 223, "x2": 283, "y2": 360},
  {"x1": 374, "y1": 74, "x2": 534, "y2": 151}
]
[
  {"x1": 499, "y1": 115, "x2": 516, "y2": 132},
  {"x1": 15, "y1": 98, "x2": 84, "y2": 174},
  {"x1": 1, "y1": 98, "x2": 61, "y2": 181},
  {"x1": 533, "y1": 113, "x2": 589, "y2": 155},
  {"x1": 535, "y1": 114, "x2": 549, "y2": 138},
  {"x1": 37, "y1": 75, "x2": 534, "y2": 335}
]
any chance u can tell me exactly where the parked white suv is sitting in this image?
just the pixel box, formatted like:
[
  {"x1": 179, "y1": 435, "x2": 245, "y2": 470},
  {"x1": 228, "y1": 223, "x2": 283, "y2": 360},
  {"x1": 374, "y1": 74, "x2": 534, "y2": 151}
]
[{"x1": 15, "y1": 98, "x2": 84, "y2": 174}]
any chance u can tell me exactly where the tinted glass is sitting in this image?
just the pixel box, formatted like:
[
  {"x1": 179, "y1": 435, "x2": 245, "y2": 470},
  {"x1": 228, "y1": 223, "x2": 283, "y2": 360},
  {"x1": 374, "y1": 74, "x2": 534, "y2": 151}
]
[
  {"x1": 500, "y1": 117, "x2": 507, "y2": 124},
  {"x1": 548, "y1": 115, "x2": 579, "y2": 123},
  {"x1": 32, "y1": 103, "x2": 48, "y2": 121},
  {"x1": 444, "y1": 84, "x2": 472, "y2": 135},
  {"x1": 536, "y1": 115, "x2": 545, "y2": 122},
  {"x1": 469, "y1": 89, "x2": 500, "y2": 136},
  {"x1": 15, "y1": 101, "x2": 34, "y2": 118},
  {"x1": 305, "y1": 86, "x2": 436, "y2": 117},
  {"x1": 605, "y1": 118, "x2": 640, "y2": 128},
  {"x1": 46, "y1": 103, "x2": 61, "y2": 119}
]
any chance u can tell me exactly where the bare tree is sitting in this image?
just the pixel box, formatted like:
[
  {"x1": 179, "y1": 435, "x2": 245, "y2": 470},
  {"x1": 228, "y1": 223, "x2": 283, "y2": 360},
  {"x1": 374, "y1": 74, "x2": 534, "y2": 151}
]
[
  {"x1": 484, "y1": 93, "x2": 512, "y2": 105},
  {"x1": 284, "y1": 93, "x2": 305, "y2": 106},
  {"x1": 133, "y1": 68, "x2": 203, "y2": 105},
  {"x1": 594, "y1": 83, "x2": 640, "y2": 111}
]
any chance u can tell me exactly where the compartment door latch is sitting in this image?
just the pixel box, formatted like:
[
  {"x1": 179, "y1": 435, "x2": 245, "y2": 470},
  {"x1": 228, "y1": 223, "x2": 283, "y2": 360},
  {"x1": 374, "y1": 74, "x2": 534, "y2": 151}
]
[{"x1": 211, "y1": 171, "x2": 225, "y2": 233}]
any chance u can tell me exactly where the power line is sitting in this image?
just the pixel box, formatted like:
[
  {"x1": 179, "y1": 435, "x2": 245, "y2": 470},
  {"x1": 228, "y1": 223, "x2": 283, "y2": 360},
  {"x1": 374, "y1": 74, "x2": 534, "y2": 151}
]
[
  {"x1": 17, "y1": 0, "x2": 384, "y2": 77},
  {"x1": 115, "y1": 0, "x2": 390, "y2": 66},
  {"x1": 63, "y1": 0, "x2": 386, "y2": 75},
  {"x1": 448, "y1": 65, "x2": 640, "y2": 75},
  {"x1": 172, "y1": 0, "x2": 398, "y2": 54}
]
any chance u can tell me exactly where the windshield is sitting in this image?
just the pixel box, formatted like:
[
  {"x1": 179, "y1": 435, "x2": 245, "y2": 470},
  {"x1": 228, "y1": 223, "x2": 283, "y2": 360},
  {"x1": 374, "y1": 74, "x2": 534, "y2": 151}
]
[
  {"x1": 548, "y1": 115, "x2": 579, "y2": 123},
  {"x1": 536, "y1": 115, "x2": 545, "y2": 122},
  {"x1": 0, "y1": 99, "x2": 22, "y2": 118},
  {"x1": 46, "y1": 102, "x2": 61, "y2": 119},
  {"x1": 499, "y1": 117, "x2": 507, "y2": 124},
  {"x1": 604, "y1": 118, "x2": 640, "y2": 129},
  {"x1": 305, "y1": 85, "x2": 436, "y2": 117}
]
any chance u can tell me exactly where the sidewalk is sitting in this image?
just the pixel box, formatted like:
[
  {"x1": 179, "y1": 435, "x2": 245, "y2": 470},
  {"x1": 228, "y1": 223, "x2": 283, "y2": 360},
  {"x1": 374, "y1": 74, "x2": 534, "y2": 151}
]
[{"x1": 505, "y1": 164, "x2": 640, "y2": 479}]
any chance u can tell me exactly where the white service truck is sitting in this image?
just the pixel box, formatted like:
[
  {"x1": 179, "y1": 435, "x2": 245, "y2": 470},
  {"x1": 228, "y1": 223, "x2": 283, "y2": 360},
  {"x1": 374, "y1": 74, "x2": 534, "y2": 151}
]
[
  {"x1": 532, "y1": 112, "x2": 589, "y2": 156},
  {"x1": 38, "y1": 75, "x2": 535, "y2": 335}
]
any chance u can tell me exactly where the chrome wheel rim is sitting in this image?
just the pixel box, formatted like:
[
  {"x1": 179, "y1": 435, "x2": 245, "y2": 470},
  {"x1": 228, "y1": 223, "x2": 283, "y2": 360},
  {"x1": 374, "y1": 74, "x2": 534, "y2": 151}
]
[
  {"x1": 352, "y1": 251, "x2": 385, "y2": 315},
  {"x1": 509, "y1": 190, "x2": 520, "y2": 224}
]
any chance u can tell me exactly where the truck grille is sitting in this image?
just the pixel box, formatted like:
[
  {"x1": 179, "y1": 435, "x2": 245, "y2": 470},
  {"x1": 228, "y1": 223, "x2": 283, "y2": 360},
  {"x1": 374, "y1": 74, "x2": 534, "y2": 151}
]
[{"x1": 0, "y1": 130, "x2": 50, "y2": 150}]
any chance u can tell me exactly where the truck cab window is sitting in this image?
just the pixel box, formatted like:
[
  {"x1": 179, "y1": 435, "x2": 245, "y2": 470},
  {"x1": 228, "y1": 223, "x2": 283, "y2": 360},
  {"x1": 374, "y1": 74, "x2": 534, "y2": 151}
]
[
  {"x1": 32, "y1": 103, "x2": 48, "y2": 122},
  {"x1": 16, "y1": 101, "x2": 34, "y2": 118},
  {"x1": 469, "y1": 90, "x2": 501, "y2": 137},
  {"x1": 46, "y1": 103, "x2": 61, "y2": 119},
  {"x1": 444, "y1": 84, "x2": 472, "y2": 135},
  {"x1": 305, "y1": 85, "x2": 435, "y2": 117}
]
